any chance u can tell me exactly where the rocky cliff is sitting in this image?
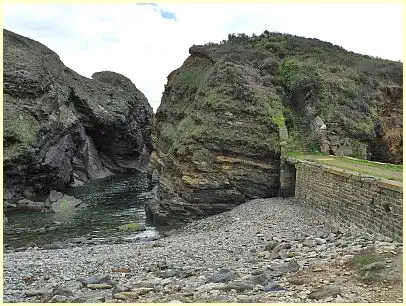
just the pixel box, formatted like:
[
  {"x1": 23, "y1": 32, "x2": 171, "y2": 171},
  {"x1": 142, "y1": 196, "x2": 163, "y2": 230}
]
[
  {"x1": 149, "y1": 31, "x2": 403, "y2": 224},
  {"x1": 3, "y1": 29, "x2": 153, "y2": 199}
]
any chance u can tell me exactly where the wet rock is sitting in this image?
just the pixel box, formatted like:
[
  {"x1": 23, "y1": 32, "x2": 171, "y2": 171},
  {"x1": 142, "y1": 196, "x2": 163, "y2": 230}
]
[
  {"x1": 51, "y1": 195, "x2": 83, "y2": 213},
  {"x1": 42, "y1": 243, "x2": 64, "y2": 250},
  {"x1": 48, "y1": 190, "x2": 64, "y2": 202},
  {"x1": 118, "y1": 222, "x2": 146, "y2": 232},
  {"x1": 207, "y1": 268, "x2": 235, "y2": 283},
  {"x1": 308, "y1": 285, "x2": 341, "y2": 300},
  {"x1": 15, "y1": 199, "x2": 46, "y2": 212},
  {"x1": 25, "y1": 242, "x2": 37, "y2": 248}
]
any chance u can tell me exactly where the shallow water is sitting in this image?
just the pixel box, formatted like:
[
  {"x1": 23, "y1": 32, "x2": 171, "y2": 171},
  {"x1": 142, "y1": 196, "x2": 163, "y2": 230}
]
[{"x1": 4, "y1": 173, "x2": 159, "y2": 249}]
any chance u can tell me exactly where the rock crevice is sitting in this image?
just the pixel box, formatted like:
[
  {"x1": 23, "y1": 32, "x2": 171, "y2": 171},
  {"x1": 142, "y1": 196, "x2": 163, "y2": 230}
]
[{"x1": 3, "y1": 29, "x2": 153, "y2": 198}]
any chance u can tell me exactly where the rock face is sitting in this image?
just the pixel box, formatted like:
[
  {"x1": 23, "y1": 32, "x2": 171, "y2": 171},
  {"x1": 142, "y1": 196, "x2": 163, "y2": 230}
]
[
  {"x1": 3, "y1": 29, "x2": 153, "y2": 198},
  {"x1": 149, "y1": 31, "x2": 402, "y2": 224}
]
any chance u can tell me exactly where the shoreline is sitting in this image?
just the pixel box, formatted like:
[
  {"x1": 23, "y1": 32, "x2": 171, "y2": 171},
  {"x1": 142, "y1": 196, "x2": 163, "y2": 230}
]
[{"x1": 3, "y1": 198, "x2": 402, "y2": 303}]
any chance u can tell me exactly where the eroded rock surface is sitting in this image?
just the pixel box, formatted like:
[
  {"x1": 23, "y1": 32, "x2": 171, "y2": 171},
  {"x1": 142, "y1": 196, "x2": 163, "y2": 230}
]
[
  {"x1": 149, "y1": 32, "x2": 402, "y2": 224},
  {"x1": 3, "y1": 29, "x2": 153, "y2": 198}
]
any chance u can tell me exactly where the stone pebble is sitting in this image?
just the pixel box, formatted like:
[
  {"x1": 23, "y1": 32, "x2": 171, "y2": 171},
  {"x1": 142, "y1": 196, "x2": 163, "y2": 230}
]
[{"x1": 3, "y1": 198, "x2": 401, "y2": 303}]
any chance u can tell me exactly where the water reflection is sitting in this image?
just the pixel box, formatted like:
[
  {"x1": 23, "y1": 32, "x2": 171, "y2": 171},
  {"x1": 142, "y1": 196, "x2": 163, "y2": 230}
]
[{"x1": 4, "y1": 173, "x2": 157, "y2": 249}]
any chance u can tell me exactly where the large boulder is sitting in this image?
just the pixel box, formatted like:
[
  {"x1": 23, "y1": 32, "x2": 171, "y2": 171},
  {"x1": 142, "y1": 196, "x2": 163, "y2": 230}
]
[
  {"x1": 149, "y1": 31, "x2": 402, "y2": 224},
  {"x1": 3, "y1": 29, "x2": 153, "y2": 198}
]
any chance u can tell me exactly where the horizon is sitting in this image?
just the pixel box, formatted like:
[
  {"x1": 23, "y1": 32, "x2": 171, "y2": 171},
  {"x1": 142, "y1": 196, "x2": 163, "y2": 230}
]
[{"x1": 4, "y1": 3, "x2": 404, "y2": 111}]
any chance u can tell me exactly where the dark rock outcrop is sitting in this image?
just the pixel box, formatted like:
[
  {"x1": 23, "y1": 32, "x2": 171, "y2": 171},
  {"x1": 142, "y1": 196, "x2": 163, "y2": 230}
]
[
  {"x1": 149, "y1": 31, "x2": 402, "y2": 224},
  {"x1": 3, "y1": 29, "x2": 153, "y2": 198}
]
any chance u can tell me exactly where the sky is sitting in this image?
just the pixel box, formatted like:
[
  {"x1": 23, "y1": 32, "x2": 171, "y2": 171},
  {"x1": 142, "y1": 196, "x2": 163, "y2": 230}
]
[{"x1": 4, "y1": 3, "x2": 404, "y2": 111}]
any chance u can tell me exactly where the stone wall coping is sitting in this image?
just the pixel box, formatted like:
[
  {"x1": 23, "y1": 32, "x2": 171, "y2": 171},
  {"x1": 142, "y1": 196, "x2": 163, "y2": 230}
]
[{"x1": 286, "y1": 157, "x2": 403, "y2": 193}]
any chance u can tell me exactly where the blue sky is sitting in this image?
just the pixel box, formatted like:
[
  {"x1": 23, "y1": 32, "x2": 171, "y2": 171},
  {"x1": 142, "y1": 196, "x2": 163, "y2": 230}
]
[
  {"x1": 137, "y1": 3, "x2": 177, "y2": 20},
  {"x1": 4, "y1": 3, "x2": 403, "y2": 111}
]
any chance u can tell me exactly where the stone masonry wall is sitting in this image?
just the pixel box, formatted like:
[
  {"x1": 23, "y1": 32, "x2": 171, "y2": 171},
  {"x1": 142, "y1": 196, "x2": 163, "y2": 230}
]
[{"x1": 289, "y1": 158, "x2": 403, "y2": 240}]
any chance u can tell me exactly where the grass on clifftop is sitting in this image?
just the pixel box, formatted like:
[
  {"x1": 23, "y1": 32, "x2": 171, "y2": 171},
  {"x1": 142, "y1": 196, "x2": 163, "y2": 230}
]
[{"x1": 288, "y1": 152, "x2": 403, "y2": 182}]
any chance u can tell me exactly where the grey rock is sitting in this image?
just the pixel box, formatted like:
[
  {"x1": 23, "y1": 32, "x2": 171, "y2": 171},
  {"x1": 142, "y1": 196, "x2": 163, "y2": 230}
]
[
  {"x1": 50, "y1": 295, "x2": 68, "y2": 303},
  {"x1": 223, "y1": 280, "x2": 255, "y2": 292},
  {"x1": 303, "y1": 237, "x2": 317, "y2": 247},
  {"x1": 133, "y1": 278, "x2": 162, "y2": 288},
  {"x1": 273, "y1": 242, "x2": 291, "y2": 253},
  {"x1": 196, "y1": 283, "x2": 224, "y2": 292},
  {"x1": 51, "y1": 285, "x2": 74, "y2": 297},
  {"x1": 87, "y1": 283, "x2": 112, "y2": 290},
  {"x1": 268, "y1": 260, "x2": 300, "y2": 277},
  {"x1": 49, "y1": 190, "x2": 64, "y2": 202},
  {"x1": 279, "y1": 249, "x2": 288, "y2": 260},
  {"x1": 315, "y1": 230, "x2": 329, "y2": 239},
  {"x1": 207, "y1": 268, "x2": 235, "y2": 283},
  {"x1": 3, "y1": 30, "x2": 153, "y2": 198},
  {"x1": 51, "y1": 195, "x2": 83, "y2": 213},
  {"x1": 308, "y1": 285, "x2": 340, "y2": 300},
  {"x1": 78, "y1": 274, "x2": 112, "y2": 286},
  {"x1": 16, "y1": 199, "x2": 45, "y2": 212},
  {"x1": 25, "y1": 242, "x2": 37, "y2": 248},
  {"x1": 264, "y1": 280, "x2": 284, "y2": 292},
  {"x1": 158, "y1": 269, "x2": 178, "y2": 278},
  {"x1": 24, "y1": 289, "x2": 49, "y2": 297},
  {"x1": 264, "y1": 241, "x2": 278, "y2": 252},
  {"x1": 237, "y1": 295, "x2": 259, "y2": 303},
  {"x1": 315, "y1": 237, "x2": 327, "y2": 245},
  {"x1": 42, "y1": 243, "x2": 64, "y2": 250}
]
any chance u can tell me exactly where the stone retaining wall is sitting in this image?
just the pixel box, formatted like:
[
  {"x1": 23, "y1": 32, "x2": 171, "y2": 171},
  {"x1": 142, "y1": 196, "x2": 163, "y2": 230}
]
[{"x1": 287, "y1": 158, "x2": 403, "y2": 240}]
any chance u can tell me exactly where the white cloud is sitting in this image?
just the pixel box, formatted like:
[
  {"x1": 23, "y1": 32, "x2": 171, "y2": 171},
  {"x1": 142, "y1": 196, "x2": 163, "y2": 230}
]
[{"x1": 4, "y1": 3, "x2": 403, "y2": 111}]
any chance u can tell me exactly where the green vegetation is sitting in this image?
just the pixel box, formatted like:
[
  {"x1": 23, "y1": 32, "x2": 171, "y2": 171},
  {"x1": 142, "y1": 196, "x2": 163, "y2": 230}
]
[
  {"x1": 4, "y1": 110, "x2": 39, "y2": 160},
  {"x1": 350, "y1": 252, "x2": 385, "y2": 270},
  {"x1": 173, "y1": 70, "x2": 205, "y2": 95},
  {"x1": 8, "y1": 114, "x2": 38, "y2": 145},
  {"x1": 348, "y1": 249, "x2": 395, "y2": 283},
  {"x1": 158, "y1": 30, "x2": 402, "y2": 170},
  {"x1": 263, "y1": 93, "x2": 286, "y2": 128},
  {"x1": 289, "y1": 153, "x2": 402, "y2": 181},
  {"x1": 117, "y1": 223, "x2": 144, "y2": 232},
  {"x1": 220, "y1": 31, "x2": 401, "y2": 161}
]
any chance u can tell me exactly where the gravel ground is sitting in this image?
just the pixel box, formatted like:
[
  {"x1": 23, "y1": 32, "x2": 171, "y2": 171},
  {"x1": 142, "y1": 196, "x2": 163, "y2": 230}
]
[{"x1": 3, "y1": 198, "x2": 403, "y2": 303}]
